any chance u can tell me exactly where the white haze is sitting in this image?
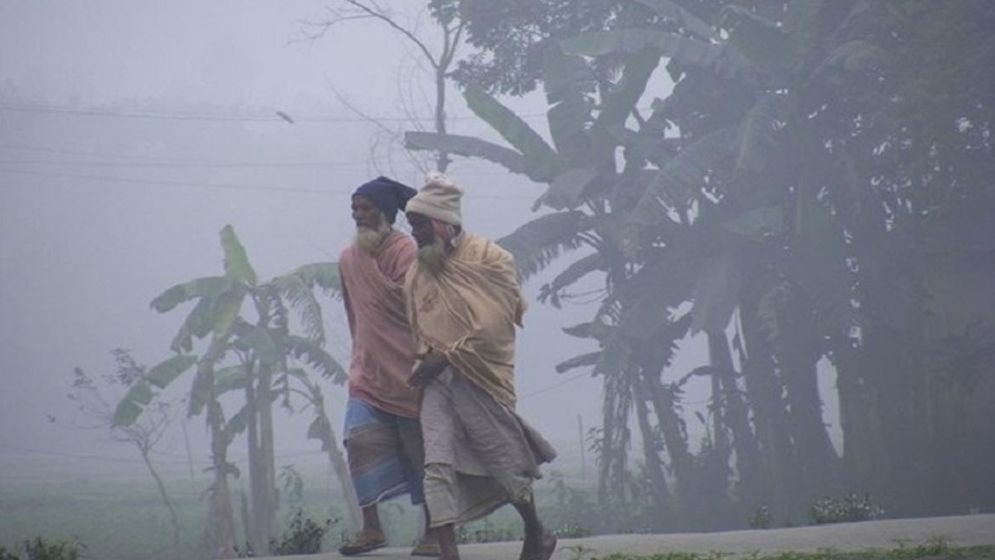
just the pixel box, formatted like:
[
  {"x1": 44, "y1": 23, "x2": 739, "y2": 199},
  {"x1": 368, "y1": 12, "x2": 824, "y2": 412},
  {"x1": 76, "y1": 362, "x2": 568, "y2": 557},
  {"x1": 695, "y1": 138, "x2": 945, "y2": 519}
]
[{"x1": 0, "y1": 1, "x2": 841, "y2": 487}]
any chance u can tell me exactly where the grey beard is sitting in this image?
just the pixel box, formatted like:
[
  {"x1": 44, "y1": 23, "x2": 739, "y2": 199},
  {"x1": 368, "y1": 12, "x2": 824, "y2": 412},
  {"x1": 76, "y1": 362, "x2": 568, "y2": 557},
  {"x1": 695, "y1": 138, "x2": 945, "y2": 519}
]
[
  {"x1": 354, "y1": 223, "x2": 391, "y2": 253},
  {"x1": 416, "y1": 238, "x2": 448, "y2": 274}
]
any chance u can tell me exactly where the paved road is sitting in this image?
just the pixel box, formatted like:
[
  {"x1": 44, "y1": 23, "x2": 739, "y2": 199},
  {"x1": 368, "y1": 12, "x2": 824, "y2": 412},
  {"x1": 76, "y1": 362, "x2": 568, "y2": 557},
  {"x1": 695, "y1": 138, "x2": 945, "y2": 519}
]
[{"x1": 263, "y1": 513, "x2": 995, "y2": 560}]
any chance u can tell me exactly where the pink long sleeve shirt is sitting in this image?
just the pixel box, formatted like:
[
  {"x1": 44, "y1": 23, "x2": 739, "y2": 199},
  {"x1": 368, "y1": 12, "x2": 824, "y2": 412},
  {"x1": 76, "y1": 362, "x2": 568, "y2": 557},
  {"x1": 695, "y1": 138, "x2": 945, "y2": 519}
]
[{"x1": 339, "y1": 231, "x2": 420, "y2": 418}]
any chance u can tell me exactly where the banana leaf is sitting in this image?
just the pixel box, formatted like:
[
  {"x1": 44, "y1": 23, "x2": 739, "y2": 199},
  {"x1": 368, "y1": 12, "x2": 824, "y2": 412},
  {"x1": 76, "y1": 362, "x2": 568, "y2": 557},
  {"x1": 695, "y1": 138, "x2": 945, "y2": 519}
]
[
  {"x1": 689, "y1": 255, "x2": 742, "y2": 335},
  {"x1": 405, "y1": 131, "x2": 533, "y2": 177},
  {"x1": 220, "y1": 225, "x2": 257, "y2": 286},
  {"x1": 562, "y1": 29, "x2": 727, "y2": 71},
  {"x1": 464, "y1": 84, "x2": 560, "y2": 182},
  {"x1": 630, "y1": 126, "x2": 739, "y2": 224},
  {"x1": 631, "y1": 0, "x2": 718, "y2": 41}
]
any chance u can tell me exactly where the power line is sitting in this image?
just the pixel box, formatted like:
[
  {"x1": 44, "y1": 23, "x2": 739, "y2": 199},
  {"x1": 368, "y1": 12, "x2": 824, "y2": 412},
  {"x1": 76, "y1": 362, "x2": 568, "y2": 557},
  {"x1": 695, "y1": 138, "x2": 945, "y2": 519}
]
[
  {"x1": 0, "y1": 158, "x2": 371, "y2": 169},
  {"x1": 0, "y1": 441, "x2": 327, "y2": 466},
  {"x1": 0, "y1": 442, "x2": 165, "y2": 465},
  {"x1": 2, "y1": 142, "x2": 352, "y2": 165},
  {"x1": 0, "y1": 141, "x2": 230, "y2": 163},
  {"x1": 0, "y1": 168, "x2": 342, "y2": 195},
  {"x1": 0, "y1": 144, "x2": 554, "y2": 181},
  {"x1": 519, "y1": 369, "x2": 594, "y2": 402},
  {"x1": 0, "y1": 168, "x2": 537, "y2": 199},
  {"x1": 0, "y1": 104, "x2": 302, "y2": 122},
  {"x1": 0, "y1": 103, "x2": 555, "y2": 123}
]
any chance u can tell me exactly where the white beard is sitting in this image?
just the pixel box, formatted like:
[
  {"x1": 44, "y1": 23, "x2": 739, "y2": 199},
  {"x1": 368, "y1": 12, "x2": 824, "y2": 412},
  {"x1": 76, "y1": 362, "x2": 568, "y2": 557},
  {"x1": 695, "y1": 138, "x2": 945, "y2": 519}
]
[
  {"x1": 354, "y1": 221, "x2": 391, "y2": 254},
  {"x1": 416, "y1": 238, "x2": 448, "y2": 274}
]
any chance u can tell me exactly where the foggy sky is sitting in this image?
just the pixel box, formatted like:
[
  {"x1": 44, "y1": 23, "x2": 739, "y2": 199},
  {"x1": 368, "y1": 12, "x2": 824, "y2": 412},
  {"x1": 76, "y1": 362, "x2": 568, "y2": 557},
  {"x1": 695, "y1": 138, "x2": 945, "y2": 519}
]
[{"x1": 0, "y1": 2, "x2": 791, "y2": 484}]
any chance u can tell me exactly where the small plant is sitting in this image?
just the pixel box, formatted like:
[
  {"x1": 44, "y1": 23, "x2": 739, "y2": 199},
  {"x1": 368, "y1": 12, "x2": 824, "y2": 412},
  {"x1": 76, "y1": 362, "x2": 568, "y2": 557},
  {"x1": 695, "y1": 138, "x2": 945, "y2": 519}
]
[
  {"x1": 268, "y1": 508, "x2": 335, "y2": 556},
  {"x1": 887, "y1": 536, "x2": 950, "y2": 560},
  {"x1": 600, "y1": 553, "x2": 707, "y2": 560},
  {"x1": 749, "y1": 505, "x2": 771, "y2": 529},
  {"x1": 279, "y1": 465, "x2": 305, "y2": 506},
  {"x1": 16, "y1": 538, "x2": 84, "y2": 560},
  {"x1": 554, "y1": 522, "x2": 593, "y2": 538},
  {"x1": 563, "y1": 544, "x2": 596, "y2": 560},
  {"x1": 456, "y1": 518, "x2": 520, "y2": 544},
  {"x1": 809, "y1": 493, "x2": 884, "y2": 525}
]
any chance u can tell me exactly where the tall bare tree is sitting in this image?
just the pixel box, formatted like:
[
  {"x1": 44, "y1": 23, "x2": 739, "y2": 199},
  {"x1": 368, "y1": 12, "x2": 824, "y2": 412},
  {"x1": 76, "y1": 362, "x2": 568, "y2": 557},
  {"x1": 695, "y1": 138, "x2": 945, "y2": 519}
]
[
  {"x1": 299, "y1": 0, "x2": 465, "y2": 174},
  {"x1": 69, "y1": 349, "x2": 186, "y2": 560}
]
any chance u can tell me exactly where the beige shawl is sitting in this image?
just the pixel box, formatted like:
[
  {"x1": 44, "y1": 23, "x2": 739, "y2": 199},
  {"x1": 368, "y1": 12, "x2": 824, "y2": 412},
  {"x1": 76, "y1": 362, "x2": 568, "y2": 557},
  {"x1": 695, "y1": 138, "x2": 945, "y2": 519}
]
[{"x1": 404, "y1": 233, "x2": 526, "y2": 408}]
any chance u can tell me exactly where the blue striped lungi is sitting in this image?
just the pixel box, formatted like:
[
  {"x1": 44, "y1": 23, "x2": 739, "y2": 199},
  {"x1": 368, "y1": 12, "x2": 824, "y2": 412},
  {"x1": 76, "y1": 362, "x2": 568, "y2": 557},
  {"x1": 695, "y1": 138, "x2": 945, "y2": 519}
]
[{"x1": 343, "y1": 398, "x2": 425, "y2": 506}]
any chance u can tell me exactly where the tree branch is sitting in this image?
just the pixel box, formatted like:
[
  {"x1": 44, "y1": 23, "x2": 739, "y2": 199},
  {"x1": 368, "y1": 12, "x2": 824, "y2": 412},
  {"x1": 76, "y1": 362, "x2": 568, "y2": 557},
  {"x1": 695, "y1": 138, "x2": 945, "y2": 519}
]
[{"x1": 340, "y1": 0, "x2": 439, "y2": 68}]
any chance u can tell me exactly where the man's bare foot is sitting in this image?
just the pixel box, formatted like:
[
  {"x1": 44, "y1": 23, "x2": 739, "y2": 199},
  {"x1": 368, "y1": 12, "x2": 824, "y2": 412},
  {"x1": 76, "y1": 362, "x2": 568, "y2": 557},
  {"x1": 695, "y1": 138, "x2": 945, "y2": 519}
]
[
  {"x1": 436, "y1": 524, "x2": 460, "y2": 560},
  {"x1": 411, "y1": 532, "x2": 441, "y2": 557},
  {"x1": 438, "y1": 543, "x2": 461, "y2": 560},
  {"x1": 338, "y1": 530, "x2": 387, "y2": 556},
  {"x1": 519, "y1": 529, "x2": 556, "y2": 560}
]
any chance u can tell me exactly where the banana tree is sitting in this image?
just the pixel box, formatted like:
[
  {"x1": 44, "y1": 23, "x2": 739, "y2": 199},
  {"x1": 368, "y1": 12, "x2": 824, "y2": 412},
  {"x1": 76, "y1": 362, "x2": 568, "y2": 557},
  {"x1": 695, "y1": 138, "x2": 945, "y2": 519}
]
[
  {"x1": 115, "y1": 225, "x2": 349, "y2": 557},
  {"x1": 424, "y1": 0, "x2": 995, "y2": 523},
  {"x1": 406, "y1": 1, "x2": 771, "y2": 527},
  {"x1": 550, "y1": 0, "x2": 995, "y2": 520},
  {"x1": 78, "y1": 350, "x2": 193, "y2": 560},
  {"x1": 410, "y1": 0, "x2": 871, "y2": 527},
  {"x1": 541, "y1": 2, "x2": 862, "y2": 521}
]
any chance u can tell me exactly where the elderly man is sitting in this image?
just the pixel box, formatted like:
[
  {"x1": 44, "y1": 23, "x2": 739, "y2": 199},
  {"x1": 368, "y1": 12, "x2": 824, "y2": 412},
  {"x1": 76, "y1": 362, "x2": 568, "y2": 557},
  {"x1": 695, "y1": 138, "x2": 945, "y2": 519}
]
[
  {"x1": 337, "y1": 176, "x2": 437, "y2": 556},
  {"x1": 403, "y1": 173, "x2": 558, "y2": 560}
]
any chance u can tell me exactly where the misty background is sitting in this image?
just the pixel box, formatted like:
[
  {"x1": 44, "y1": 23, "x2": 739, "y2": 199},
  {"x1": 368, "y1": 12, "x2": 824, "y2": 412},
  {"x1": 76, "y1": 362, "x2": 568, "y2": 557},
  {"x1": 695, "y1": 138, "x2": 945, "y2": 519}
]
[
  {"x1": 0, "y1": 1, "x2": 624, "y2": 480},
  {"x1": 2, "y1": 1, "x2": 993, "y2": 559}
]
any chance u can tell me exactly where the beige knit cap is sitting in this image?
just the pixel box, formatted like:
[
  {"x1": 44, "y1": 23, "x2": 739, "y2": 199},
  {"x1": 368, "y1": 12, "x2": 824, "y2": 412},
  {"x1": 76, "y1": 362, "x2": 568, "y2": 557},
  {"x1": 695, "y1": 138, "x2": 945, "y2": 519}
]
[{"x1": 405, "y1": 172, "x2": 463, "y2": 226}]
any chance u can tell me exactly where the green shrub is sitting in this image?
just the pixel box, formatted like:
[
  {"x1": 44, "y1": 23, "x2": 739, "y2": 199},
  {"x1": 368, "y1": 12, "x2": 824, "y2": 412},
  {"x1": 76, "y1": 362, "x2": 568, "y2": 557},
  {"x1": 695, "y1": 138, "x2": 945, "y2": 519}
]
[
  {"x1": 809, "y1": 493, "x2": 884, "y2": 525},
  {"x1": 457, "y1": 518, "x2": 520, "y2": 544},
  {"x1": 750, "y1": 505, "x2": 772, "y2": 529},
  {"x1": 269, "y1": 508, "x2": 335, "y2": 555},
  {"x1": 235, "y1": 508, "x2": 336, "y2": 557},
  {"x1": 1, "y1": 538, "x2": 85, "y2": 560}
]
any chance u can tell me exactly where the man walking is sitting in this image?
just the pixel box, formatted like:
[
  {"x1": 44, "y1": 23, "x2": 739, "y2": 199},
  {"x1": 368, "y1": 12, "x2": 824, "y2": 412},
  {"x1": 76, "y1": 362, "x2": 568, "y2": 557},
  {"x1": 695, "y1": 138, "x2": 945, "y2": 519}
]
[
  {"x1": 403, "y1": 173, "x2": 558, "y2": 560},
  {"x1": 337, "y1": 176, "x2": 437, "y2": 556}
]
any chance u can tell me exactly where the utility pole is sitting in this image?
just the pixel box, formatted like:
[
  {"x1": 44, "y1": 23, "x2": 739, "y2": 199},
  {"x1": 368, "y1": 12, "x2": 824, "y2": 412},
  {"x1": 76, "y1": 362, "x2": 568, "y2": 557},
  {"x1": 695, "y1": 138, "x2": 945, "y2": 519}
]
[{"x1": 578, "y1": 414, "x2": 586, "y2": 481}]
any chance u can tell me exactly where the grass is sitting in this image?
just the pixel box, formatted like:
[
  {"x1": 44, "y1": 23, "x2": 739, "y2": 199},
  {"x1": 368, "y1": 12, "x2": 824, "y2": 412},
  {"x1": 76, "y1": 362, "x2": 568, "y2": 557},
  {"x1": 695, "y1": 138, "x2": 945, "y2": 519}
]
[
  {"x1": 0, "y1": 470, "x2": 595, "y2": 558},
  {"x1": 3, "y1": 472, "x2": 989, "y2": 560},
  {"x1": 0, "y1": 474, "x2": 348, "y2": 560},
  {"x1": 1, "y1": 477, "x2": 195, "y2": 560},
  {"x1": 561, "y1": 540, "x2": 995, "y2": 560}
]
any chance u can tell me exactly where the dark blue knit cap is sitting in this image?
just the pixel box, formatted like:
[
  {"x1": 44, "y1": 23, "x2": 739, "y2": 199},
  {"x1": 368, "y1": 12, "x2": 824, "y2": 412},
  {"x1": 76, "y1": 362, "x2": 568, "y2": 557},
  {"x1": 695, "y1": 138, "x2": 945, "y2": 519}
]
[{"x1": 353, "y1": 176, "x2": 417, "y2": 224}]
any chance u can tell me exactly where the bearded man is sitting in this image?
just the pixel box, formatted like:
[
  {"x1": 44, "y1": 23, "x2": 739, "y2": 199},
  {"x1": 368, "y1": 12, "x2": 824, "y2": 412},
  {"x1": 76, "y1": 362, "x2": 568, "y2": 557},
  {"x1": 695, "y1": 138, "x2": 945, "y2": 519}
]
[
  {"x1": 337, "y1": 176, "x2": 437, "y2": 557},
  {"x1": 403, "y1": 173, "x2": 558, "y2": 560}
]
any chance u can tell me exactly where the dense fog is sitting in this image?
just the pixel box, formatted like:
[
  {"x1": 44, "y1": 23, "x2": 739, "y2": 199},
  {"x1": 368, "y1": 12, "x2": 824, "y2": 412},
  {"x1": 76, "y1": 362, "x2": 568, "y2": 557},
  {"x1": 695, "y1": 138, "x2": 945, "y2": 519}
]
[{"x1": 2, "y1": 2, "x2": 992, "y2": 559}]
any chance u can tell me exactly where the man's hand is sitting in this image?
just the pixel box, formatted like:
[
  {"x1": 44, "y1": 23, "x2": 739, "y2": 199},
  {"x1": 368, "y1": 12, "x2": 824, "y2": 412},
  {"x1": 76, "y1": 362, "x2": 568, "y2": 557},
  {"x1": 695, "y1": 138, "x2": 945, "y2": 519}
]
[{"x1": 408, "y1": 350, "x2": 449, "y2": 388}]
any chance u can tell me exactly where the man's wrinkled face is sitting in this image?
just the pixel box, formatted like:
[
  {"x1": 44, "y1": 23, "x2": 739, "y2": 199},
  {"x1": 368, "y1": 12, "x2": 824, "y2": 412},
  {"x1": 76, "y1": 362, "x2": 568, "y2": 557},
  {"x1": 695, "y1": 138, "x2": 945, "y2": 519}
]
[
  {"x1": 352, "y1": 195, "x2": 390, "y2": 253},
  {"x1": 351, "y1": 195, "x2": 383, "y2": 230},
  {"x1": 408, "y1": 211, "x2": 450, "y2": 273},
  {"x1": 407, "y1": 211, "x2": 434, "y2": 248}
]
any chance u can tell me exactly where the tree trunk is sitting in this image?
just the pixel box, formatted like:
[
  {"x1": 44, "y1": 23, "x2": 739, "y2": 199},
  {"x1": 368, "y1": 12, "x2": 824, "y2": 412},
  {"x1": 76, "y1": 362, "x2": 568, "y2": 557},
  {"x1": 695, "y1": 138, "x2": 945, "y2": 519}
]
[
  {"x1": 777, "y1": 288, "x2": 840, "y2": 506},
  {"x1": 245, "y1": 379, "x2": 263, "y2": 554},
  {"x1": 597, "y1": 368, "x2": 632, "y2": 504},
  {"x1": 641, "y1": 370, "x2": 696, "y2": 528},
  {"x1": 207, "y1": 399, "x2": 236, "y2": 559},
  {"x1": 633, "y1": 373, "x2": 672, "y2": 529},
  {"x1": 306, "y1": 384, "x2": 362, "y2": 531},
  {"x1": 708, "y1": 361, "x2": 729, "y2": 459},
  {"x1": 257, "y1": 367, "x2": 277, "y2": 552},
  {"x1": 739, "y1": 282, "x2": 797, "y2": 523},
  {"x1": 781, "y1": 347, "x2": 838, "y2": 502},
  {"x1": 709, "y1": 331, "x2": 763, "y2": 515},
  {"x1": 434, "y1": 71, "x2": 450, "y2": 172},
  {"x1": 140, "y1": 446, "x2": 182, "y2": 560},
  {"x1": 831, "y1": 337, "x2": 882, "y2": 500}
]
